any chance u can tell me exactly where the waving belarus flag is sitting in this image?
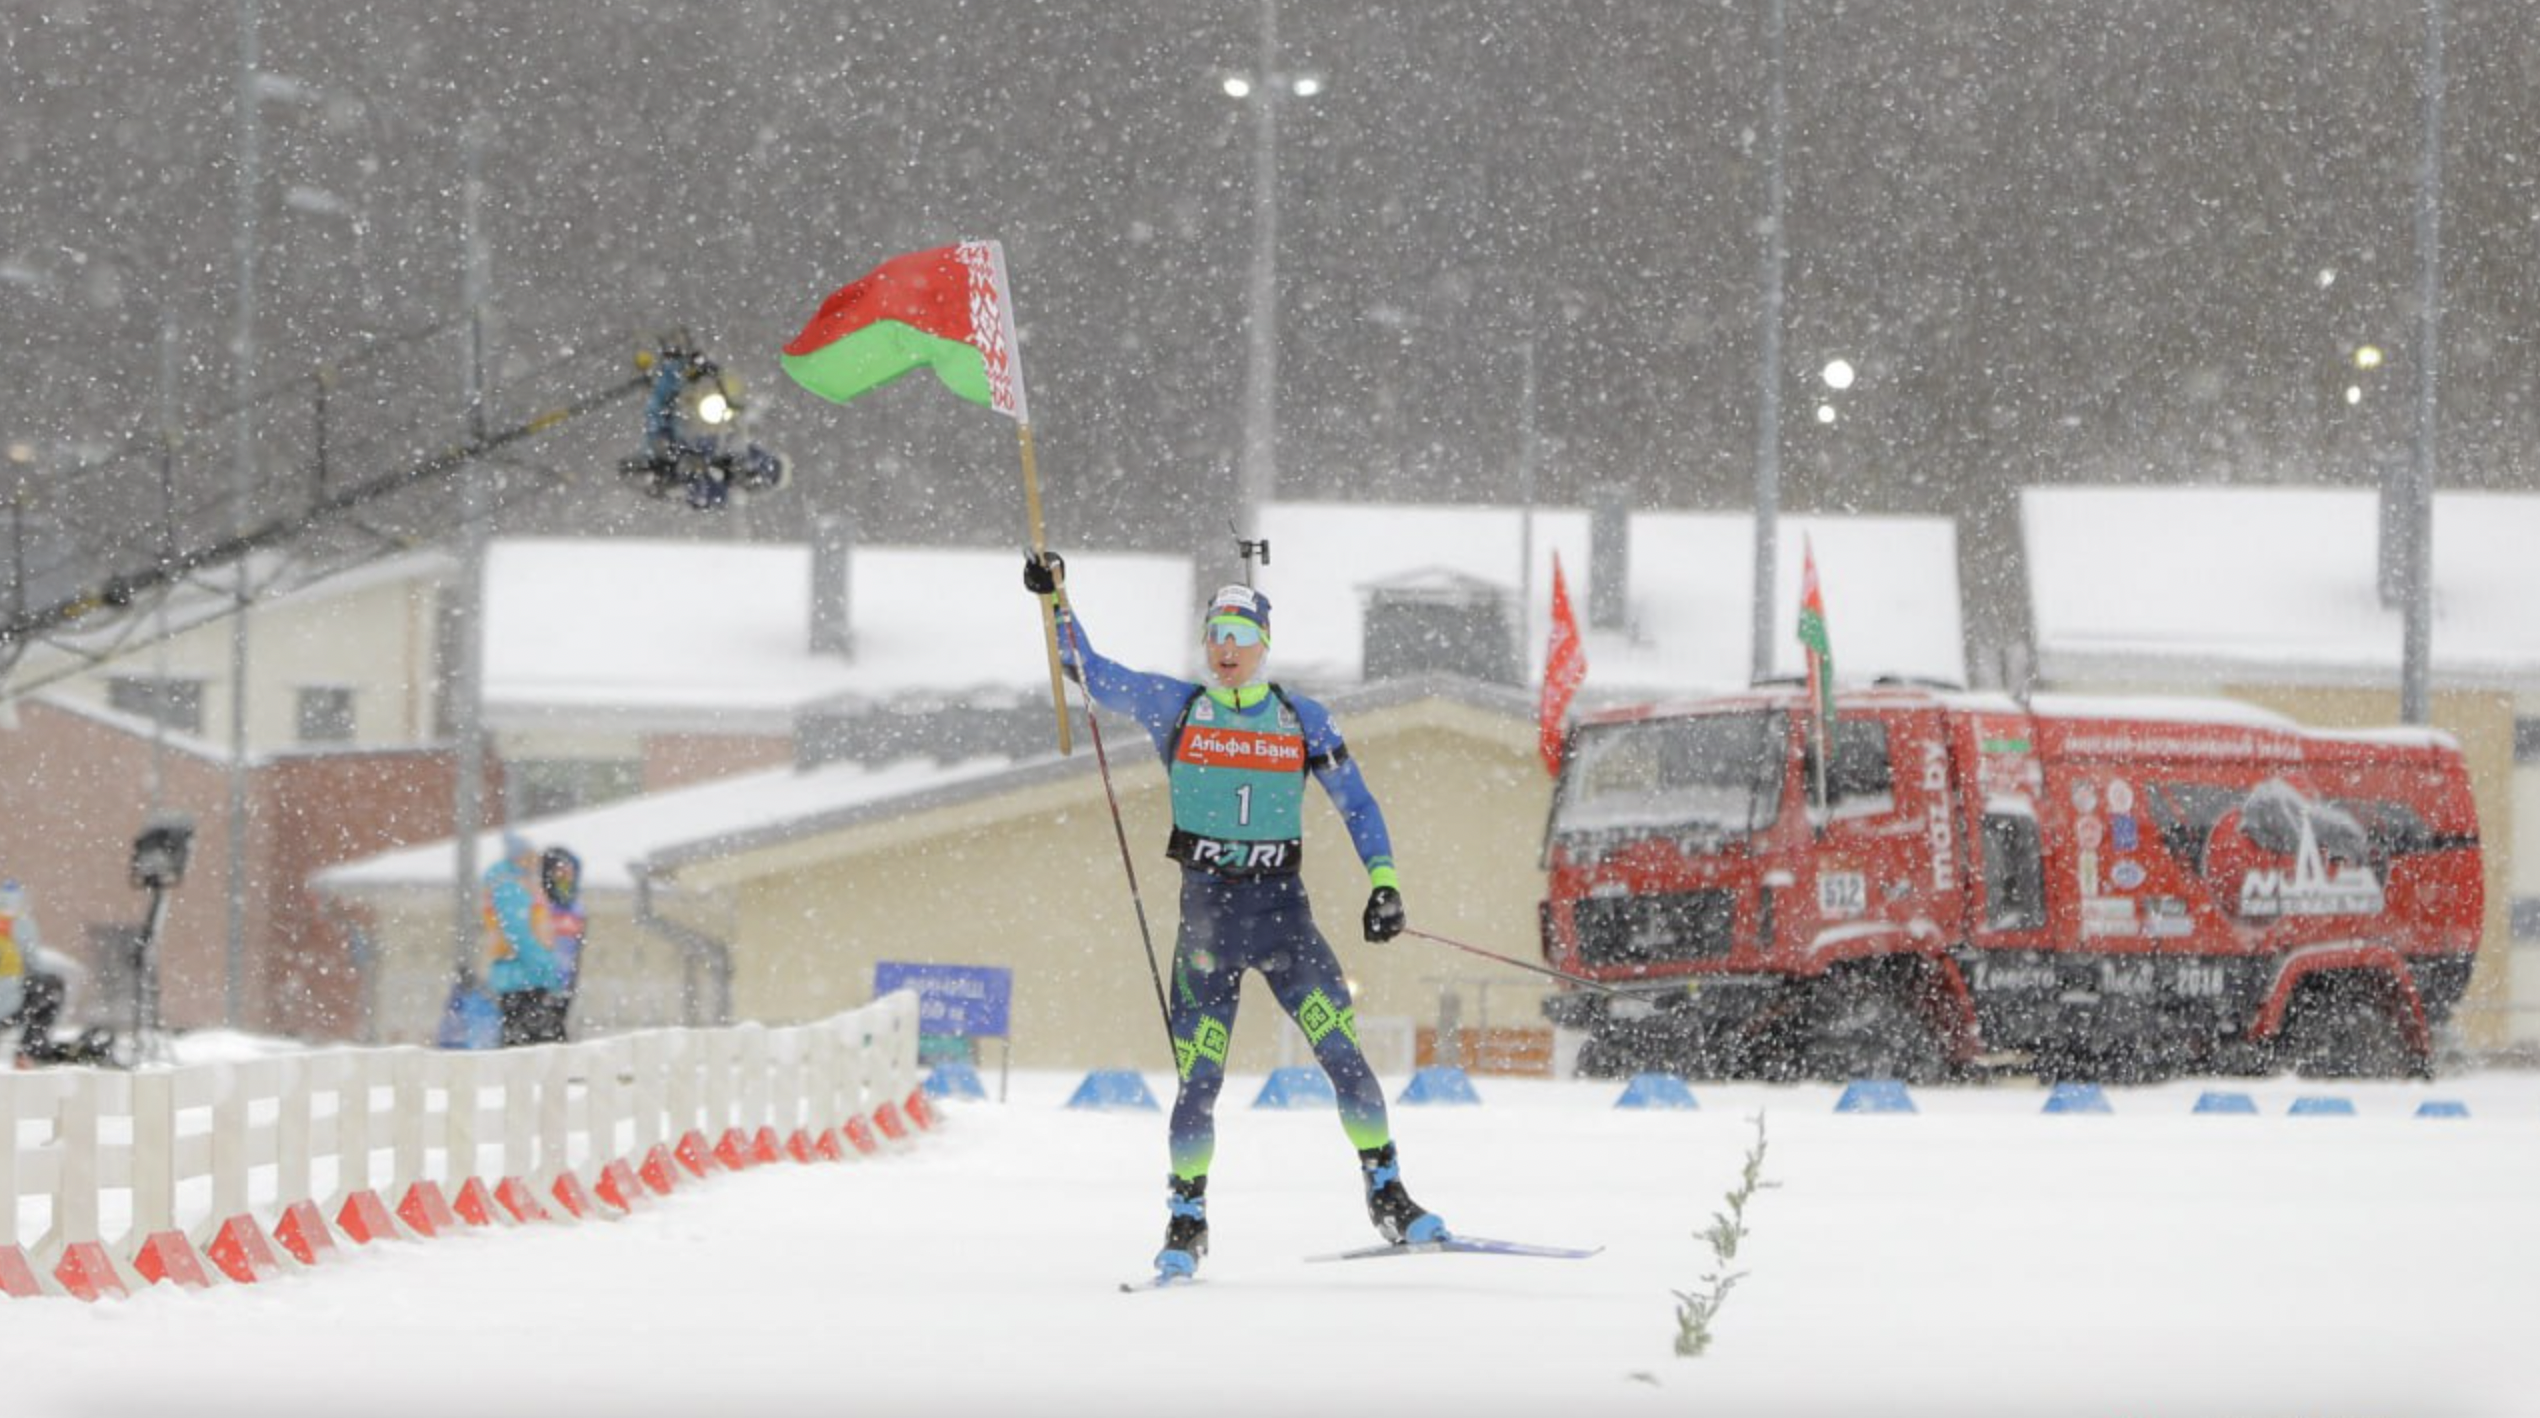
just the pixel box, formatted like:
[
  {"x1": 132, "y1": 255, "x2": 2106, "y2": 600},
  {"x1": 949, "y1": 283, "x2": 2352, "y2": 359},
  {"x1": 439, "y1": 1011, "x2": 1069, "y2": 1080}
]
[
  {"x1": 780, "y1": 241, "x2": 1029, "y2": 422},
  {"x1": 783, "y1": 239, "x2": 1074, "y2": 757}
]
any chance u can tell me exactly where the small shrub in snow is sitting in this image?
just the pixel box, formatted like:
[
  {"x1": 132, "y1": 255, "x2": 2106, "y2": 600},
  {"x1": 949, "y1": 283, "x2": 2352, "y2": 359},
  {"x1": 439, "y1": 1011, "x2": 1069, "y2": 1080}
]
[{"x1": 1674, "y1": 1111, "x2": 1773, "y2": 1359}]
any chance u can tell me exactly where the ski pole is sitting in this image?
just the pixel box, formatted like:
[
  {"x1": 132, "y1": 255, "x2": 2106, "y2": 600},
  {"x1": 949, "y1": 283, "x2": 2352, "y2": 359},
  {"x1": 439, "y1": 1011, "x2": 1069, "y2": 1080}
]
[
  {"x1": 1054, "y1": 602, "x2": 1177, "y2": 1049},
  {"x1": 1400, "y1": 927, "x2": 1634, "y2": 996},
  {"x1": 1017, "y1": 424, "x2": 1074, "y2": 756}
]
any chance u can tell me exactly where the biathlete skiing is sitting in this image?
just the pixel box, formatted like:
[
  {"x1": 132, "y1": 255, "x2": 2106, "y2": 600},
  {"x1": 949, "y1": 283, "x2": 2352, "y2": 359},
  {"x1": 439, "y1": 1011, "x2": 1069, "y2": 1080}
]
[{"x1": 1025, "y1": 551, "x2": 1449, "y2": 1283}]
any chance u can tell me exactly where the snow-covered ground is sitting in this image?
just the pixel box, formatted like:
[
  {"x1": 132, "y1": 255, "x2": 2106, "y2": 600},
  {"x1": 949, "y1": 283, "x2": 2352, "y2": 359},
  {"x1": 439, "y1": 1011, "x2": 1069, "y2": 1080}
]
[{"x1": 11, "y1": 1062, "x2": 2538, "y2": 1418}]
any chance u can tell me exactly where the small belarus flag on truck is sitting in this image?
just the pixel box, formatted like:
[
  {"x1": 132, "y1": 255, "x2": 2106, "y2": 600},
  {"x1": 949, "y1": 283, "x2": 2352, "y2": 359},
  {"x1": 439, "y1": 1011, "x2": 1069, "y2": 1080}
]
[
  {"x1": 1797, "y1": 533, "x2": 1835, "y2": 809},
  {"x1": 780, "y1": 241, "x2": 1029, "y2": 422}
]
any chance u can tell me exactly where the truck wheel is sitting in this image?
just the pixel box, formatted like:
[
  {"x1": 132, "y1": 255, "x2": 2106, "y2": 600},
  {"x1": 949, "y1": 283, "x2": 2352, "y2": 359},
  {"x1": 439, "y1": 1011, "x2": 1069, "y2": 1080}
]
[
  {"x1": 1728, "y1": 1011, "x2": 1809, "y2": 1082},
  {"x1": 2278, "y1": 976, "x2": 2413, "y2": 1079},
  {"x1": 1804, "y1": 967, "x2": 1948, "y2": 1085}
]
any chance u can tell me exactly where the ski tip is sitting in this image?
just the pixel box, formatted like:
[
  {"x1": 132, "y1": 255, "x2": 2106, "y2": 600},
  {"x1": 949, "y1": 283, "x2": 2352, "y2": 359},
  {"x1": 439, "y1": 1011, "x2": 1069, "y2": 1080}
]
[{"x1": 1459, "y1": 1239, "x2": 1602, "y2": 1260}]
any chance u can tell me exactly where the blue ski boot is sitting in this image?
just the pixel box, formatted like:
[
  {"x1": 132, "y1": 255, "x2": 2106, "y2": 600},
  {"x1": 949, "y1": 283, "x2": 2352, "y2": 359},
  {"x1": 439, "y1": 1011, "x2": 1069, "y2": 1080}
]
[
  {"x1": 1155, "y1": 1175, "x2": 1208, "y2": 1280},
  {"x1": 1359, "y1": 1143, "x2": 1448, "y2": 1244}
]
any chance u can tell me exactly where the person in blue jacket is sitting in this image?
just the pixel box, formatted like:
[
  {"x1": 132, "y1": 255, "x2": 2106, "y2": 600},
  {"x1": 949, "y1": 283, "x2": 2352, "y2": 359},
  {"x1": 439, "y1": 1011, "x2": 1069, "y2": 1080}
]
[
  {"x1": 482, "y1": 833, "x2": 570, "y2": 1046},
  {"x1": 1025, "y1": 553, "x2": 1448, "y2": 1281}
]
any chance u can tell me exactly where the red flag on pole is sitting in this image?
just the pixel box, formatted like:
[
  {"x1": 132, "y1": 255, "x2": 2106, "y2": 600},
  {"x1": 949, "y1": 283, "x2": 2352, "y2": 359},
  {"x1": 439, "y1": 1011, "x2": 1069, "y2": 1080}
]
[{"x1": 1539, "y1": 552, "x2": 1588, "y2": 777}]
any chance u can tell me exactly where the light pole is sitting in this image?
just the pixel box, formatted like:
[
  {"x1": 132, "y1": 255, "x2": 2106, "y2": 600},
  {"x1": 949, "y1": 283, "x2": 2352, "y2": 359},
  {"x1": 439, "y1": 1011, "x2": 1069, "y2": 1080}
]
[
  {"x1": 226, "y1": 0, "x2": 265, "y2": 1028},
  {"x1": 450, "y1": 115, "x2": 493, "y2": 996},
  {"x1": 2401, "y1": 0, "x2": 2444, "y2": 727},
  {"x1": 1750, "y1": 0, "x2": 1788, "y2": 685},
  {"x1": 1515, "y1": 338, "x2": 1540, "y2": 659},
  {"x1": 1224, "y1": 0, "x2": 1322, "y2": 532}
]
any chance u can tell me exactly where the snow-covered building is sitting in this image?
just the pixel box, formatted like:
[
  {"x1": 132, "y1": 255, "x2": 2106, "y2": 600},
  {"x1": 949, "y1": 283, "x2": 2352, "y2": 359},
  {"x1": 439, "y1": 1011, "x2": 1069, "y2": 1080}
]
[
  {"x1": 0, "y1": 551, "x2": 470, "y2": 1038},
  {"x1": 0, "y1": 532, "x2": 1196, "y2": 1038},
  {"x1": 309, "y1": 502, "x2": 1966, "y2": 1060},
  {"x1": 2024, "y1": 485, "x2": 2540, "y2": 1049},
  {"x1": 5, "y1": 500, "x2": 1966, "y2": 1048},
  {"x1": 315, "y1": 675, "x2": 1554, "y2": 1072}
]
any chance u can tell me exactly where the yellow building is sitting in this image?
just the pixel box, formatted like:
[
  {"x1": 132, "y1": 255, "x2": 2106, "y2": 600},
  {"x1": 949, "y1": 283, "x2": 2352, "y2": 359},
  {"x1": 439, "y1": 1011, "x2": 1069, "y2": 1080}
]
[{"x1": 318, "y1": 677, "x2": 1552, "y2": 1074}]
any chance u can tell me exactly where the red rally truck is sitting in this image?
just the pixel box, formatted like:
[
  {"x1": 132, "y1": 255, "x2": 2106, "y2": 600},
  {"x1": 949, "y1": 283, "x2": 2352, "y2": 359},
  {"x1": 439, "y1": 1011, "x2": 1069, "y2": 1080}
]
[{"x1": 1539, "y1": 685, "x2": 2483, "y2": 1081}]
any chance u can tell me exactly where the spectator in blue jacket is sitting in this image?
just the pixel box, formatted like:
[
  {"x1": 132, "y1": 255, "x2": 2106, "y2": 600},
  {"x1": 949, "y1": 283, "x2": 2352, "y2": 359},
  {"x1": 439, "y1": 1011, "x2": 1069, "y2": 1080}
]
[{"x1": 483, "y1": 834, "x2": 570, "y2": 1046}]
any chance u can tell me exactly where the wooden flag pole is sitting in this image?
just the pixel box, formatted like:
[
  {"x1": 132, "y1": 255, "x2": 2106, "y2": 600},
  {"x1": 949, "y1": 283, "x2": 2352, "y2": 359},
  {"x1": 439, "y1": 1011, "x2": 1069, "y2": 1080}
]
[{"x1": 1017, "y1": 421, "x2": 1074, "y2": 755}]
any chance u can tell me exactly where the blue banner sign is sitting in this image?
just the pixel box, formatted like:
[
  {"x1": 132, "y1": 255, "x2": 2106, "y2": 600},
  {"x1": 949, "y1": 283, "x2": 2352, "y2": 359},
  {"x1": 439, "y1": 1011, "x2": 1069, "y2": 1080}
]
[{"x1": 874, "y1": 961, "x2": 1013, "y2": 1038}]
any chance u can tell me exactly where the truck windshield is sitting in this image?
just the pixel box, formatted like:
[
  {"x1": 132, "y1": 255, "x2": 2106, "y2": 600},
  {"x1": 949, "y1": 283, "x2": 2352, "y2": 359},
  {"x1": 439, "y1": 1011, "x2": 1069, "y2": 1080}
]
[{"x1": 1553, "y1": 711, "x2": 1786, "y2": 838}]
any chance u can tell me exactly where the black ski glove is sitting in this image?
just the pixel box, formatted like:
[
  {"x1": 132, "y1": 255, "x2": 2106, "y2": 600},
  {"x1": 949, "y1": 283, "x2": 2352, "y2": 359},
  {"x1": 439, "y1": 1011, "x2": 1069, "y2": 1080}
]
[
  {"x1": 1362, "y1": 885, "x2": 1406, "y2": 943},
  {"x1": 1023, "y1": 550, "x2": 1066, "y2": 595}
]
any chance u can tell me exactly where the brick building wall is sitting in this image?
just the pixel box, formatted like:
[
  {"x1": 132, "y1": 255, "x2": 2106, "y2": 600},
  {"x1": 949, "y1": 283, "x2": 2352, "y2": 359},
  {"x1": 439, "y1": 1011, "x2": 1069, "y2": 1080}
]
[
  {"x1": 0, "y1": 699, "x2": 486, "y2": 1040},
  {"x1": 258, "y1": 751, "x2": 479, "y2": 1037}
]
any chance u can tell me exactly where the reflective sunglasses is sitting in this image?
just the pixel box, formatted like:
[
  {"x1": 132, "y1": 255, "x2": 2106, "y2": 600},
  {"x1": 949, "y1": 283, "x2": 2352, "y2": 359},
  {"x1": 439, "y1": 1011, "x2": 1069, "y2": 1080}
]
[{"x1": 1206, "y1": 618, "x2": 1265, "y2": 648}]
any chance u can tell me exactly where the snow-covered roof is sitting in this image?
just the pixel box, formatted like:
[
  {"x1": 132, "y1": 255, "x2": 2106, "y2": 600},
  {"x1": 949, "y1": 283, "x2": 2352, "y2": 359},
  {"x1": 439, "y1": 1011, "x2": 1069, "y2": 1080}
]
[
  {"x1": 477, "y1": 506, "x2": 1962, "y2": 730},
  {"x1": 312, "y1": 751, "x2": 1034, "y2": 897},
  {"x1": 2024, "y1": 485, "x2": 2540, "y2": 687},
  {"x1": 9, "y1": 546, "x2": 457, "y2": 702},
  {"x1": 1255, "y1": 501, "x2": 1964, "y2": 695},
  {"x1": 482, "y1": 539, "x2": 1194, "y2": 729}
]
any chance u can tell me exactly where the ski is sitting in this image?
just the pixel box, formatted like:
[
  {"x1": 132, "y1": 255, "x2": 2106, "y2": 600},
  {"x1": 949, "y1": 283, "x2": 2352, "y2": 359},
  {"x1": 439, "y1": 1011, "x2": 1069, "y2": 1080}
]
[
  {"x1": 1306, "y1": 1235, "x2": 1603, "y2": 1263},
  {"x1": 1118, "y1": 1272, "x2": 1202, "y2": 1293}
]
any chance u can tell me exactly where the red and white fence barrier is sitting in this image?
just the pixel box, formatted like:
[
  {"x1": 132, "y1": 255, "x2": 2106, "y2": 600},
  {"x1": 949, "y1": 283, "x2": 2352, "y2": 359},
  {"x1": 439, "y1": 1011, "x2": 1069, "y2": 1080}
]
[{"x1": 1, "y1": 992, "x2": 932, "y2": 1301}]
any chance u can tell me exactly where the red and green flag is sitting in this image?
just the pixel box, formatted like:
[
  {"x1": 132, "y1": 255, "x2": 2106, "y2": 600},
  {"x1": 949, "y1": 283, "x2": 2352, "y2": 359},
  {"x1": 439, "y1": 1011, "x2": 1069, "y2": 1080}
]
[
  {"x1": 1797, "y1": 533, "x2": 1835, "y2": 808},
  {"x1": 781, "y1": 241, "x2": 1029, "y2": 422}
]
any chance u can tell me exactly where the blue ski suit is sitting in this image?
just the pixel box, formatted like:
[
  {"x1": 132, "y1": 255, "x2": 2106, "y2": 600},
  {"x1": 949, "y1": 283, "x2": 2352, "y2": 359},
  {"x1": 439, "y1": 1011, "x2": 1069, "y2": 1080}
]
[{"x1": 1056, "y1": 606, "x2": 1402, "y2": 1181}]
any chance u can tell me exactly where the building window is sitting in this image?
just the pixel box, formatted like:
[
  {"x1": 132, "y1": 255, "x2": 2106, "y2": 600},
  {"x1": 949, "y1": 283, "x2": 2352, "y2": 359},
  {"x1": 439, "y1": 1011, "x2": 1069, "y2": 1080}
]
[
  {"x1": 510, "y1": 758, "x2": 643, "y2": 819},
  {"x1": 106, "y1": 675, "x2": 205, "y2": 735},
  {"x1": 2516, "y1": 718, "x2": 2540, "y2": 764},
  {"x1": 1982, "y1": 811, "x2": 2048, "y2": 933},
  {"x1": 2511, "y1": 898, "x2": 2540, "y2": 942},
  {"x1": 1360, "y1": 584, "x2": 1521, "y2": 685},
  {"x1": 297, "y1": 686, "x2": 357, "y2": 744}
]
